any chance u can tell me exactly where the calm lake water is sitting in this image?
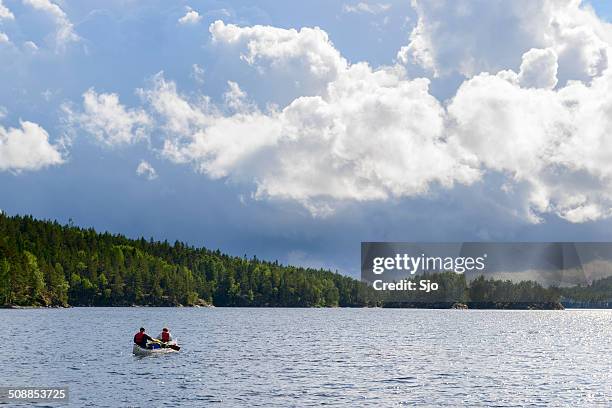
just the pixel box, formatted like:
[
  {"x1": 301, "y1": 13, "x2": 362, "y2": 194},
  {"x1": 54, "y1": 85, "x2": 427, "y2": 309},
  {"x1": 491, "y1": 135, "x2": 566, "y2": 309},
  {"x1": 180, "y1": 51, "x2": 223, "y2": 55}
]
[{"x1": 1, "y1": 308, "x2": 611, "y2": 407}]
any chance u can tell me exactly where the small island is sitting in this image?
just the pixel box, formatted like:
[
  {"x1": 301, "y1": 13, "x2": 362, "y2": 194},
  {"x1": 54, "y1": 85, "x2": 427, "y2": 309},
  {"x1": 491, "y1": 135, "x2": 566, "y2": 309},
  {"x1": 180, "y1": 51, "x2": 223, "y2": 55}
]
[{"x1": 0, "y1": 214, "x2": 609, "y2": 309}]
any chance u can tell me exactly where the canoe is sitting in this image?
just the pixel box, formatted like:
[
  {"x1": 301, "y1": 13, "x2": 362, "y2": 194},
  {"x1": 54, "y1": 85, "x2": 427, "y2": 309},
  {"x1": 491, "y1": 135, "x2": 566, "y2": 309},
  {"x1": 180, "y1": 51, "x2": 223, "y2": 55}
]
[{"x1": 132, "y1": 342, "x2": 179, "y2": 356}]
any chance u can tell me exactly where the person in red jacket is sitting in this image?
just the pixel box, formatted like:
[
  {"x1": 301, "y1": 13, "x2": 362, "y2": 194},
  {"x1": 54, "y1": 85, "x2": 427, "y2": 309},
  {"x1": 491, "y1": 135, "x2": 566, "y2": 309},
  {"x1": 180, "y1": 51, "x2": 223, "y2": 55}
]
[
  {"x1": 156, "y1": 327, "x2": 173, "y2": 343},
  {"x1": 133, "y1": 327, "x2": 154, "y2": 349}
]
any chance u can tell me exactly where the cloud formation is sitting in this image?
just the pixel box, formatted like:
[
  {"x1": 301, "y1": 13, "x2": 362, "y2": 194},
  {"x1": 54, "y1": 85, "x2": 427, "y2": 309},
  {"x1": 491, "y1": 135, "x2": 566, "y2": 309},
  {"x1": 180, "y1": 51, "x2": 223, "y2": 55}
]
[
  {"x1": 517, "y1": 48, "x2": 559, "y2": 89},
  {"x1": 23, "y1": 0, "x2": 79, "y2": 50},
  {"x1": 0, "y1": 121, "x2": 64, "y2": 172},
  {"x1": 0, "y1": 0, "x2": 14, "y2": 20},
  {"x1": 67, "y1": 89, "x2": 151, "y2": 147},
  {"x1": 178, "y1": 7, "x2": 202, "y2": 25},
  {"x1": 342, "y1": 2, "x2": 391, "y2": 15},
  {"x1": 210, "y1": 20, "x2": 347, "y2": 92},
  {"x1": 448, "y1": 58, "x2": 612, "y2": 223},
  {"x1": 42, "y1": 3, "x2": 612, "y2": 223},
  {"x1": 191, "y1": 63, "x2": 205, "y2": 84},
  {"x1": 140, "y1": 73, "x2": 281, "y2": 180},
  {"x1": 141, "y1": 65, "x2": 479, "y2": 215},
  {"x1": 140, "y1": 13, "x2": 612, "y2": 223},
  {"x1": 399, "y1": 0, "x2": 612, "y2": 82},
  {"x1": 136, "y1": 160, "x2": 158, "y2": 180}
]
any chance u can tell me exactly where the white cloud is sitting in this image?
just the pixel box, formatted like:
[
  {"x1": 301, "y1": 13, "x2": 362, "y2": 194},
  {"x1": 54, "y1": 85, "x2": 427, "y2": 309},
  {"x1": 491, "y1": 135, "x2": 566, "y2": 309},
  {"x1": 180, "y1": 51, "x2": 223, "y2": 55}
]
[
  {"x1": 517, "y1": 48, "x2": 559, "y2": 89},
  {"x1": 223, "y1": 81, "x2": 253, "y2": 112},
  {"x1": 23, "y1": 0, "x2": 79, "y2": 51},
  {"x1": 142, "y1": 66, "x2": 479, "y2": 215},
  {"x1": 138, "y1": 72, "x2": 212, "y2": 138},
  {"x1": 23, "y1": 41, "x2": 39, "y2": 52},
  {"x1": 448, "y1": 57, "x2": 612, "y2": 223},
  {"x1": 141, "y1": 73, "x2": 279, "y2": 179},
  {"x1": 178, "y1": 7, "x2": 201, "y2": 25},
  {"x1": 186, "y1": 18, "x2": 612, "y2": 222},
  {"x1": 136, "y1": 160, "x2": 157, "y2": 180},
  {"x1": 210, "y1": 20, "x2": 347, "y2": 92},
  {"x1": 191, "y1": 63, "x2": 205, "y2": 84},
  {"x1": 251, "y1": 65, "x2": 479, "y2": 207},
  {"x1": 401, "y1": 0, "x2": 612, "y2": 82},
  {"x1": 65, "y1": 11, "x2": 612, "y2": 224},
  {"x1": 0, "y1": 32, "x2": 10, "y2": 45},
  {"x1": 0, "y1": 0, "x2": 14, "y2": 20},
  {"x1": 0, "y1": 121, "x2": 64, "y2": 172},
  {"x1": 68, "y1": 89, "x2": 152, "y2": 146},
  {"x1": 342, "y1": 2, "x2": 391, "y2": 15}
]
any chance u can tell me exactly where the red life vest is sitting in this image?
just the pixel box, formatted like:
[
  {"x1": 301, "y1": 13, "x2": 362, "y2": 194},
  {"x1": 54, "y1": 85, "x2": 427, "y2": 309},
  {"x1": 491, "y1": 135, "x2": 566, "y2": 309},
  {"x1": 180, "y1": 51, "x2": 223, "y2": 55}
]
[
  {"x1": 161, "y1": 331, "x2": 170, "y2": 342},
  {"x1": 134, "y1": 332, "x2": 145, "y2": 344}
]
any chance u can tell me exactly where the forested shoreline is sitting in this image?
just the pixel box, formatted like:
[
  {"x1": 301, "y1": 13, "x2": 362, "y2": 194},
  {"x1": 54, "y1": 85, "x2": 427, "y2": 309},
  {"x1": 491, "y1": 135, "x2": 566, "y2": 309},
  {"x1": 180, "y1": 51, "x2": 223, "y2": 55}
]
[
  {"x1": 0, "y1": 214, "x2": 610, "y2": 308},
  {"x1": 0, "y1": 214, "x2": 376, "y2": 307}
]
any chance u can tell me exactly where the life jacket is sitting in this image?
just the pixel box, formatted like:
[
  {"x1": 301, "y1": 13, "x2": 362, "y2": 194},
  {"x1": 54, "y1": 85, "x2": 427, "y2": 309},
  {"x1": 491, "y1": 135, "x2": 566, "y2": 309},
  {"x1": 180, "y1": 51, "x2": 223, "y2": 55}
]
[
  {"x1": 134, "y1": 332, "x2": 145, "y2": 344},
  {"x1": 161, "y1": 331, "x2": 170, "y2": 342}
]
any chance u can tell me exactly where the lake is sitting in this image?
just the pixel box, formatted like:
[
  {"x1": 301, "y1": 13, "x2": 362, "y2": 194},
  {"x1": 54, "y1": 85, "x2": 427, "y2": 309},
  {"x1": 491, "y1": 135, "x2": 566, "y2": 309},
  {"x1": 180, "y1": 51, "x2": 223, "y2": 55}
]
[{"x1": 1, "y1": 308, "x2": 610, "y2": 407}]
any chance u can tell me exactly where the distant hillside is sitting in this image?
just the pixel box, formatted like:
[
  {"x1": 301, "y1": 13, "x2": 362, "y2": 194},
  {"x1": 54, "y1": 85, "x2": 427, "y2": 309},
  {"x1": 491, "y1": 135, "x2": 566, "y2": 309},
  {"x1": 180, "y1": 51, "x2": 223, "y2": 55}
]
[
  {"x1": 0, "y1": 214, "x2": 377, "y2": 307},
  {"x1": 559, "y1": 276, "x2": 612, "y2": 308},
  {"x1": 1, "y1": 213, "x2": 609, "y2": 309}
]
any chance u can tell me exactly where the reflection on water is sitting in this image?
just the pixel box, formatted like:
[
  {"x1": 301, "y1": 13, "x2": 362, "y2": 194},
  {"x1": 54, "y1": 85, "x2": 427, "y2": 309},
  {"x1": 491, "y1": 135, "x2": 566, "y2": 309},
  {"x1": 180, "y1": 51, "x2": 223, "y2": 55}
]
[{"x1": 1, "y1": 308, "x2": 610, "y2": 407}]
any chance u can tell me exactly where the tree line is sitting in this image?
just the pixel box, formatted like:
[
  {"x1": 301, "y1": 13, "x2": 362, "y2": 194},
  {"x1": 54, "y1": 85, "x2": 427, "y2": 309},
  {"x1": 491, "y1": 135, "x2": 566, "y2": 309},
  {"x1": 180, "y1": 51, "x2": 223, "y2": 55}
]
[
  {"x1": 559, "y1": 275, "x2": 612, "y2": 307},
  {"x1": 377, "y1": 271, "x2": 611, "y2": 307},
  {"x1": 377, "y1": 272, "x2": 562, "y2": 306},
  {"x1": 0, "y1": 214, "x2": 377, "y2": 307},
  {"x1": 0, "y1": 214, "x2": 609, "y2": 308}
]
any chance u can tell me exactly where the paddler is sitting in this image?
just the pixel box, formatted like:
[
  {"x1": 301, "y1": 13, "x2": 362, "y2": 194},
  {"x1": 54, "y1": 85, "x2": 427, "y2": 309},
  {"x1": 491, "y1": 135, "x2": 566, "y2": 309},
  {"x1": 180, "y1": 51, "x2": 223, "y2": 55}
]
[
  {"x1": 156, "y1": 327, "x2": 173, "y2": 343},
  {"x1": 133, "y1": 327, "x2": 155, "y2": 349}
]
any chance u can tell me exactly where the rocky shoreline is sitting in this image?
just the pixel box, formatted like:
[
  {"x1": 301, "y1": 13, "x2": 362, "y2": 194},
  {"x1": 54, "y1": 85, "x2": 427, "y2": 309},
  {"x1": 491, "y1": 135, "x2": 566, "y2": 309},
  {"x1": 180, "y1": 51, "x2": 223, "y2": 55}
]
[
  {"x1": 1, "y1": 304, "x2": 71, "y2": 309},
  {"x1": 1, "y1": 303, "x2": 215, "y2": 309},
  {"x1": 381, "y1": 301, "x2": 565, "y2": 310},
  {"x1": 3, "y1": 302, "x2": 565, "y2": 309}
]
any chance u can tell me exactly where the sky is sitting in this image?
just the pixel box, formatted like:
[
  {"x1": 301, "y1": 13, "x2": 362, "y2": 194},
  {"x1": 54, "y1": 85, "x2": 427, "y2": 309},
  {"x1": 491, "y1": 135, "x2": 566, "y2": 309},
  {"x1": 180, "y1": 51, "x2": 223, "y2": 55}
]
[{"x1": 2, "y1": 0, "x2": 612, "y2": 277}]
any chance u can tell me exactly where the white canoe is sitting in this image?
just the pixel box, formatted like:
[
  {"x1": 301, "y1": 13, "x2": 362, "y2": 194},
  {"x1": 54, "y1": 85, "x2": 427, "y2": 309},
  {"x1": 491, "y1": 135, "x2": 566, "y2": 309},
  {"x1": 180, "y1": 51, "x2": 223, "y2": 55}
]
[{"x1": 132, "y1": 342, "x2": 179, "y2": 356}]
